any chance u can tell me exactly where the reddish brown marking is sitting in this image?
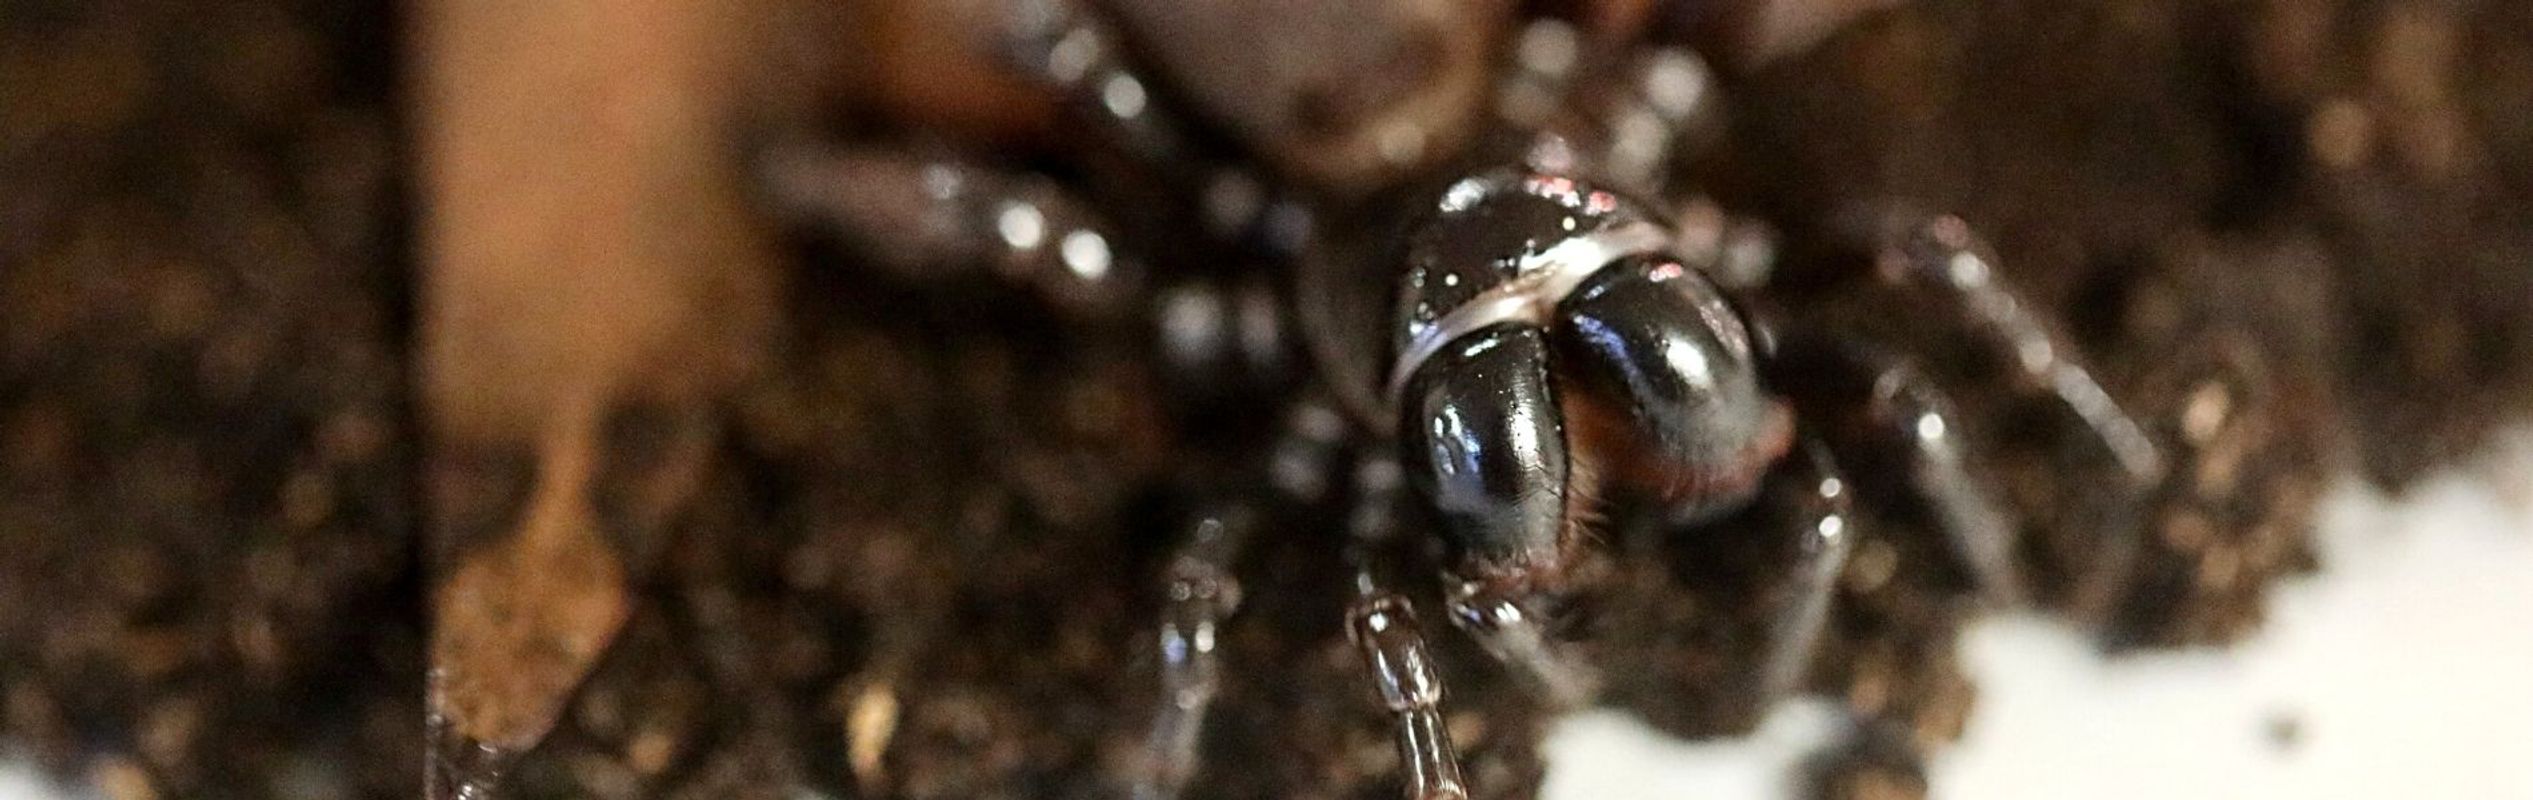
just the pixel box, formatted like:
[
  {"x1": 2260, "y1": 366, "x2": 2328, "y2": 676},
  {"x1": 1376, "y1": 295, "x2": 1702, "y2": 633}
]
[{"x1": 1562, "y1": 384, "x2": 1794, "y2": 515}]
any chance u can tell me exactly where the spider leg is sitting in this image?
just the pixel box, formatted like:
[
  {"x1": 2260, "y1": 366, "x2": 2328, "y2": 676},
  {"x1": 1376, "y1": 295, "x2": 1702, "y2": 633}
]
[
  {"x1": 1729, "y1": 426, "x2": 1956, "y2": 800},
  {"x1": 1001, "y1": 0, "x2": 1315, "y2": 253},
  {"x1": 1347, "y1": 460, "x2": 1472, "y2": 800},
  {"x1": 1509, "y1": 28, "x2": 1723, "y2": 200},
  {"x1": 1349, "y1": 592, "x2": 1471, "y2": 800},
  {"x1": 1738, "y1": 437, "x2": 1857, "y2": 702},
  {"x1": 1844, "y1": 215, "x2": 2162, "y2": 615},
  {"x1": 1607, "y1": 433, "x2": 1852, "y2": 735},
  {"x1": 756, "y1": 143, "x2": 1143, "y2": 322},
  {"x1": 1001, "y1": 0, "x2": 1196, "y2": 170},
  {"x1": 1443, "y1": 574, "x2": 1599, "y2": 709},
  {"x1": 1766, "y1": 336, "x2": 2025, "y2": 605},
  {"x1": 1754, "y1": 331, "x2": 2009, "y2": 798},
  {"x1": 1873, "y1": 216, "x2": 2165, "y2": 492},
  {"x1": 1134, "y1": 505, "x2": 1253, "y2": 800}
]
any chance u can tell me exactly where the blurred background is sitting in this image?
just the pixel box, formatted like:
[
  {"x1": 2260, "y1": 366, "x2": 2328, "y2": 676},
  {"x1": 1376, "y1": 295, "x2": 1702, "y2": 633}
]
[{"x1": 3, "y1": 0, "x2": 2529, "y2": 798}]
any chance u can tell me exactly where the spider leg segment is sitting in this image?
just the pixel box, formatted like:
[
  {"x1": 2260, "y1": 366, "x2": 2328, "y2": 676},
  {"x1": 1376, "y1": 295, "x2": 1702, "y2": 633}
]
[
  {"x1": 1135, "y1": 506, "x2": 1253, "y2": 800},
  {"x1": 1349, "y1": 593, "x2": 1471, "y2": 800},
  {"x1": 1876, "y1": 216, "x2": 2165, "y2": 491},
  {"x1": 1853, "y1": 215, "x2": 2164, "y2": 616},
  {"x1": 1609, "y1": 433, "x2": 1854, "y2": 734},
  {"x1": 1734, "y1": 437, "x2": 1856, "y2": 702},
  {"x1": 757, "y1": 144, "x2": 1143, "y2": 322},
  {"x1": 1443, "y1": 574, "x2": 1598, "y2": 709},
  {"x1": 1002, "y1": 0, "x2": 1317, "y2": 253},
  {"x1": 1002, "y1": 0, "x2": 1196, "y2": 168},
  {"x1": 762, "y1": 141, "x2": 1310, "y2": 415},
  {"x1": 1347, "y1": 459, "x2": 1473, "y2": 800},
  {"x1": 1767, "y1": 336, "x2": 2025, "y2": 605}
]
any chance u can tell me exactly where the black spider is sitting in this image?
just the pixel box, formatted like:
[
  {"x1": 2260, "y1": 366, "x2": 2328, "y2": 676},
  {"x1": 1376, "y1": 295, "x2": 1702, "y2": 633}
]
[{"x1": 761, "y1": 4, "x2": 2170, "y2": 797}]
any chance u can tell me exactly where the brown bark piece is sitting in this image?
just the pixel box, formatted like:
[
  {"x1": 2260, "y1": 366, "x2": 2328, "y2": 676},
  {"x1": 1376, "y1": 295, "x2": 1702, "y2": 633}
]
[{"x1": 411, "y1": 0, "x2": 776, "y2": 794}]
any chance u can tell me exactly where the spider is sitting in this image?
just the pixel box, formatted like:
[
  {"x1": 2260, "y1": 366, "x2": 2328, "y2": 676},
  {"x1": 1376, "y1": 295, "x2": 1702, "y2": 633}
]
[{"x1": 763, "y1": 2, "x2": 2171, "y2": 797}]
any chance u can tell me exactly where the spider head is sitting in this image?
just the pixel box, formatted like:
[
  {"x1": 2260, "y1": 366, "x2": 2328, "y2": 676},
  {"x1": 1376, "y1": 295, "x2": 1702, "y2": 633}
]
[{"x1": 1389, "y1": 170, "x2": 1791, "y2": 584}]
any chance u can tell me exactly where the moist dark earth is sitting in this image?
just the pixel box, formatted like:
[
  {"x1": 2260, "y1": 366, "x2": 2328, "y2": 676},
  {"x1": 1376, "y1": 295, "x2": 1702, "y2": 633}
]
[{"x1": 5, "y1": 0, "x2": 2533, "y2": 798}]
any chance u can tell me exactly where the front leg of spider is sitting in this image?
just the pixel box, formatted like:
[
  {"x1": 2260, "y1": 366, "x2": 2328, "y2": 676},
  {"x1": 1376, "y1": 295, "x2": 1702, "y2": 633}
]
[
  {"x1": 1766, "y1": 336, "x2": 2025, "y2": 605},
  {"x1": 1348, "y1": 458, "x2": 1473, "y2": 800},
  {"x1": 1391, "y1": 171, "x2": 1797, "y2": 705},
  {"x1": 1350, "y1": 593, "x2": 1469, "y2": 800},
  {"x1": 1717, "y1": 437, "x2": 1857, "y2": 705}
]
